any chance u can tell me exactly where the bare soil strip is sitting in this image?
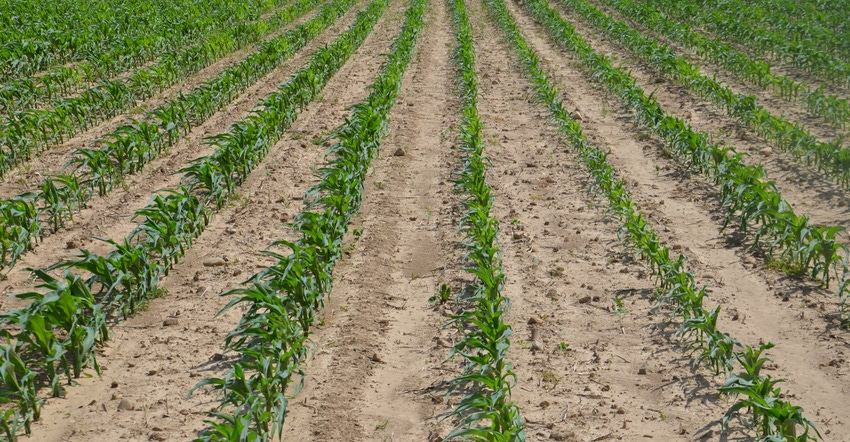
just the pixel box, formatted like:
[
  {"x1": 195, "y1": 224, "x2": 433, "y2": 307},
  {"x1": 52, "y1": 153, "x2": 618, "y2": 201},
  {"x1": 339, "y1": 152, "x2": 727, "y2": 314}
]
[
  {"x1": 10, "y1": 0, "x2": 850, "y2": 440},
  {"x1": 0, "y1": 2, "x2": 365, "y2": 313},
  {"x1": 283, "y1": 1, "x2": 461, "y2": 439},
  {"x1": 0, "y1": 4, "x2": 327, "y2": 198},
  {"x1": 464, "y1": 0, "x2": 726, "y2": 439},
  {"x1": 26, "y1": 0, "x2": 418, "y2": 439},
  {"x1": 500, "y1": 0, "x2": 850, "y2": 437},
  {"x1": 584, "y1": 0, "x2": 850, "y2": 141},
  {"x1": 543, "y1": 1, "x2": 850, "y2": 245},
  {"x1": 652, "y1": 5, "x2": 850, "y2": 101}
]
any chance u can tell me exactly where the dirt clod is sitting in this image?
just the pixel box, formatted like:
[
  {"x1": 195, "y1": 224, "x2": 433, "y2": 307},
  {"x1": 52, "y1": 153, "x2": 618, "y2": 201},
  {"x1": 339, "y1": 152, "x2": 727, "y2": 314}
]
[
  {"x1": 549, "y1": 426, "x2": 579, "y2": 441},
  {"x1": 202, "y1": 257, "x2": 226, "y2": 267},
  {"x1": 117, "y1": 399, "x2": 135, "y2": 411}
]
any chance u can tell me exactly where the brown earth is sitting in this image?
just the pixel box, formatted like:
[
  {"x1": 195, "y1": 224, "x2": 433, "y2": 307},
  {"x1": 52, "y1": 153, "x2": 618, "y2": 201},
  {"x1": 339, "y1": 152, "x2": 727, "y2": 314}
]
[
  {"x1": 0, "y1": 1, "x2": 323, "y2": 200},
  {"x1": 584, "y1": 0, "x2": 850, "y2": 141},
  {"x1": 4, "y1": 0, "x2": 850, "y2": 441},
  {"x1": 0, "y1": 2, "x2": 359, "y2": 312},
  {"x1": 543, "y1": 0, "x2": 850, "y2": 238}
]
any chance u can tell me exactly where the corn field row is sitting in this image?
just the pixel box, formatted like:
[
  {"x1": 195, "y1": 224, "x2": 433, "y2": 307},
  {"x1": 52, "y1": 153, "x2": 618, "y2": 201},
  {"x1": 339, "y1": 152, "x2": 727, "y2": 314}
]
[
  {"x1": 489, "y1": 0, "x2": 822, "y2": 438},
  {"x1": 521, "y1": 0, "x2": 850, "y2": 319},
  {"x1": 442, "y1": 0, "x2": 523, "y2": 438},
  {"x1": 564, "y1": 0, "x2": 850, "y2": 189},
  {"x1": 0, "y1": 0, "x2": 374, "y2": 436},
  {"x1": 189, "y1": 0, "x2": 424, "y2": 438},
  {"x1": 0, "y1": 0, "x2": 292, "y2": 114},
  {"x1": 728, "y1": 0, "x2": 850, "y2": 52},
  {"x1": 0, "y1": 0, "x2": 345, "y2": 273},
  {"x1": 596, "y1": 0, "x2": 850, "y2": 130},
  {"x1": 0, "y1": 0, "x2": 847, "y2": 439},
  {"x1": 0, "y1": 0, "x2": 316, "y2": 178},
  {"x1": 0, "y1": 0, "x2": 292, "y2": 83},
  {"x1": 646, "y1": 0, "x2": 850, "y2": 88}
]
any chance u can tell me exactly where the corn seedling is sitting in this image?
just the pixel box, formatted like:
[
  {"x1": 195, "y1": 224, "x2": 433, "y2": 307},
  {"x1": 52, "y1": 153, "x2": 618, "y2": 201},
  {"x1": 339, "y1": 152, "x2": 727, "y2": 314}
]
[{"x1": 487, "y1": 0, "x2": 821, "y2": 438}]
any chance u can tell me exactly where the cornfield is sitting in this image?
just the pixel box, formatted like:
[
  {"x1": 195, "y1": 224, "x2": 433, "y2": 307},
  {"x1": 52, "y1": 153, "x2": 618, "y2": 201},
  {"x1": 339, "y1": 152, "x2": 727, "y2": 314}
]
[{"x1": 0, "y1": 0, "x2": 847, "y2": 440}]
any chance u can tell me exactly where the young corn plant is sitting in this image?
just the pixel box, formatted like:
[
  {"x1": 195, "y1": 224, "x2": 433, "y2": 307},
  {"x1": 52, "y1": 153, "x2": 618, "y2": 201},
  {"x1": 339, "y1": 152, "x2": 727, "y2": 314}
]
[
  {"x1": 0, "y1": 196, "x2": 40, "y2": 272},
  {"x1": 443, "y1": 0, "x2": 524, "y2": 439},
  {"x1": 562, "y1": 0, "x2": 850, "y2": 189},
  {"x1": 487, "y1": 0, "x2": 821, "y2": 438},
  {"x1": 519, "y1": 0, "x2": 849, "y2": 319},
  {"x1": 0, "y1": 0, "x2": 341, "y2": 273},
  {"x1": 191, "y1": 0, "x2": 426, "y2": 438},
  {"x1": 0, "y1": 345, "x2": 38, "y2": 437}
]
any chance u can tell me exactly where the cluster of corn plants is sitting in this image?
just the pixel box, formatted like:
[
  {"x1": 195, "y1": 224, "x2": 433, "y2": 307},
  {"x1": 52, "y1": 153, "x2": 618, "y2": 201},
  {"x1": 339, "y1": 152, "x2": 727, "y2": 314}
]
[
  {"x1": 0, "y1": 269, "x2": 109, "y2": 440},
  {"x1": 189, "y1": 0, "x2": 426, "y2": 439},
  {"x1": 0, "y1": 0, "x2": 377, "y2": 436},
  {"x1": 669, "y1": 0, "x2": 850, "y2": 63},
  {"x1": 561, "y1": 0, "x2": 850, "y2": 189},
  {"x1": 487, "y1": 0, "x2": 822, "y2": 438},
  {"x1": 0, "y1": 0, "x2": 290, "y2": 114},
  {"x1": 0, "y1": 0, "x2": 338, "y2": 273},
  {"x1": 596, "y1": 0, "x2": 850, "y2": 130},
  {"x1": 643, "y1": 0, "x2": 850, "y2": 89},
  {"x1": 0, "y1": 0, "x2": 285, "y2": 84},
  {"x1": 0, "y1": 0, "x2": 315, "y2": 178},
  {"x1": 517, "y1": 0, "x2": 850, "y2": 317},
  {"x1": 0, "y1": 196, "x2": 39, "y2": 271},
  {"x1": 741, "y1": 0, "x2": 850, "y2": 52},
  {"x1": 443, "y1": 0, "x2": 524, "y2": 439}
]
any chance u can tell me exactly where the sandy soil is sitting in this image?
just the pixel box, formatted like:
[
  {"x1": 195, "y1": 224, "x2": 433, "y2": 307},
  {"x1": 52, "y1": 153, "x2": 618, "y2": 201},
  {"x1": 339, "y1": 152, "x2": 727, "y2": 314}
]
[
  {"x1": 542, "y1": 0, "x2": 850, "y2": 239},
  {"x1": 0, "y1": 3, "x2": 354, "y2": 312},
  {"x1": 583, "y1": 0, "x2": 850, "y2": 141},
  {"x1": 4, "y1": 0, "x2": 850, "y2": 440},
  {"x1": 0, "y1": 2, "x2": 323, "y2": 199},
  {"x1": 27, "y1": 0, "x2": 412, "y2": 439}
]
